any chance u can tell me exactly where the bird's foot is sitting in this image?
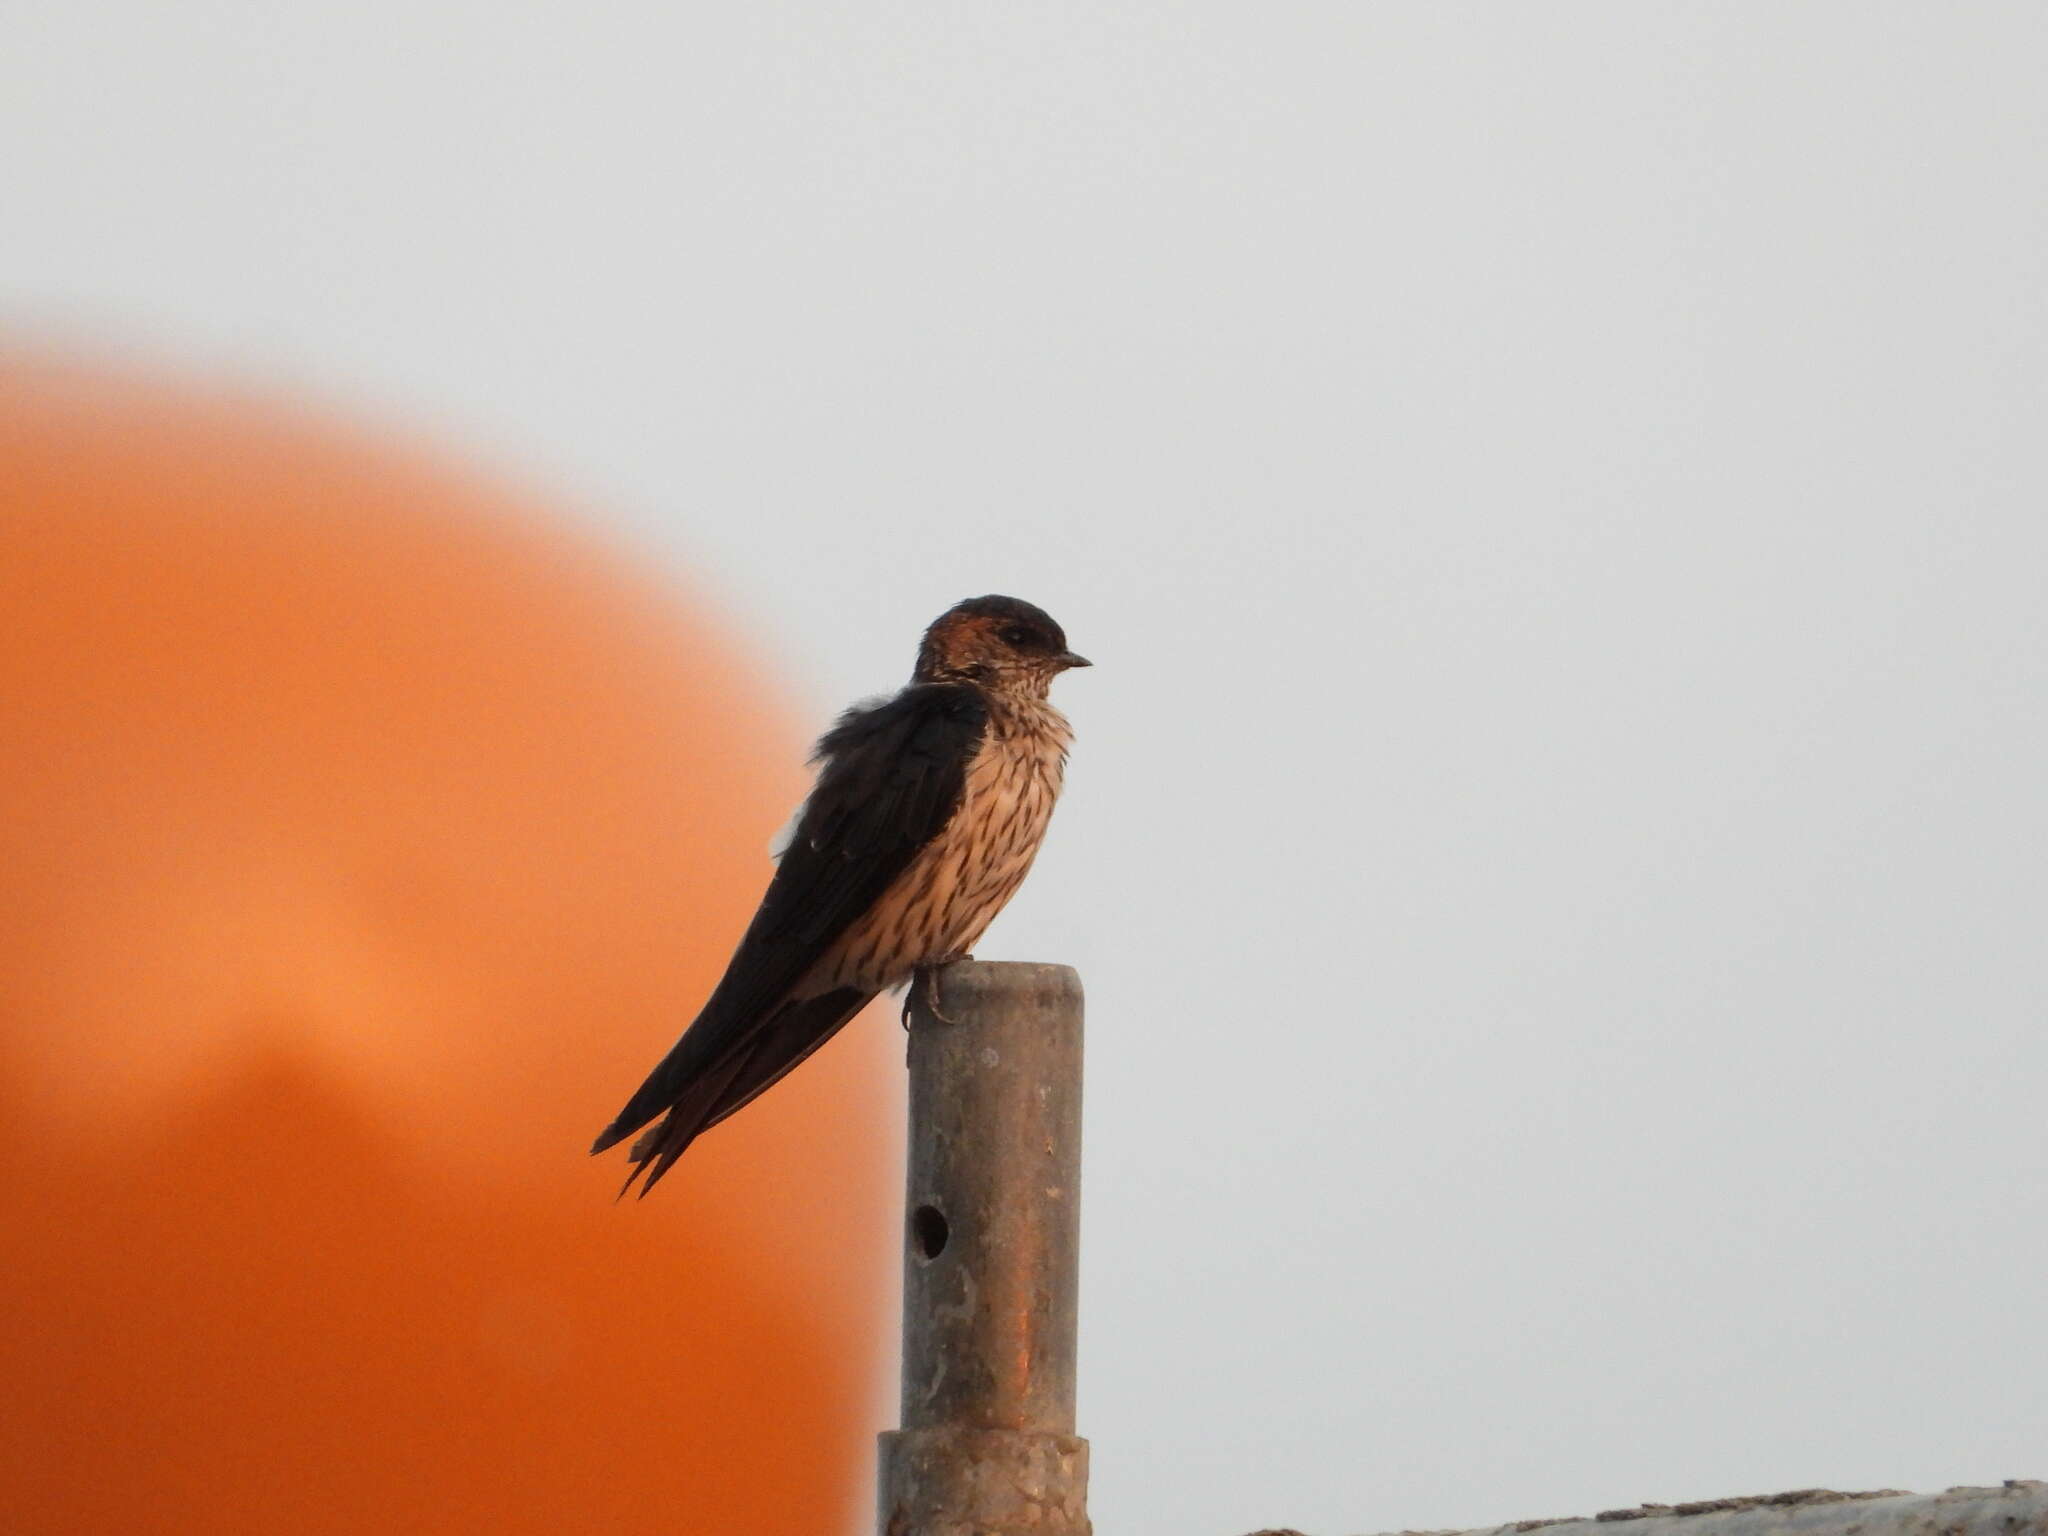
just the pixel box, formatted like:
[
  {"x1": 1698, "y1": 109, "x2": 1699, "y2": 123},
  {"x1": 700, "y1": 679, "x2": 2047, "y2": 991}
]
[{"x1": 909, "y1": 962, "x2": 972, "y2": 1025}]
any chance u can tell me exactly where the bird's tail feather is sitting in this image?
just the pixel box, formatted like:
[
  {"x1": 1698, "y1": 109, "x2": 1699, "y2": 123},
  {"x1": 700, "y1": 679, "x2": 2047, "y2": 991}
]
[
  {"x1": 601, "y1": 987, "x2": 875, "y2": 1198},
  {"x1": 611, "y1": 1045, "x2": 750, "y2": 1199},
  {"x1": 696, "y1": 988, "x2": 874, "y2": 1135},
  {"x1": 590, "y1": 1025, "x2": 710, "y2": 1158}
]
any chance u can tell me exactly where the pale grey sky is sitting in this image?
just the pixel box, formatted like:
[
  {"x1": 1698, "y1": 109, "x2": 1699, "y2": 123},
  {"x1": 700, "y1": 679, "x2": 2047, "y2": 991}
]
[{"x1": 8, "y1": 4, "x2": 2047, "y2": 1533}]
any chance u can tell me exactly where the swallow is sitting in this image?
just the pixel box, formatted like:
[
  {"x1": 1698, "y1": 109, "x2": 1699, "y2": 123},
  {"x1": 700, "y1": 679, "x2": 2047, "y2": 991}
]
[{"x1": 592, "y1": 594, "x2": 1088, "y2": 1196}]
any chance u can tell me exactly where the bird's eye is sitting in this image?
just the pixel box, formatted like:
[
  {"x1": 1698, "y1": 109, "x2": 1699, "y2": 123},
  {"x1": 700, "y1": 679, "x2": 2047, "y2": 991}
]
[{"x1": 999, "y1": 625, "x2": 1032, "y2": 646}]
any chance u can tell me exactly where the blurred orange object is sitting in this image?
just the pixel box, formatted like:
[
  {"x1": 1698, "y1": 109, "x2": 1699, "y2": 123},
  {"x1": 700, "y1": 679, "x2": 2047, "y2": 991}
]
[{"x1": 0, "y1": 353, "x2": 894, "y2": 1534}]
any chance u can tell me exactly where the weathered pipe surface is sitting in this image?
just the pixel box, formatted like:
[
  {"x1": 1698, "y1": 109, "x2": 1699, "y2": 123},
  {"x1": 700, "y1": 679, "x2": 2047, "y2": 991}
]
[
  {"x1": 1248, "y1": 1480, "x2": 2048, "y2": 1536},
  {"x1": 878, "y1": 960, "x2": 1090, "y2": 1536}
]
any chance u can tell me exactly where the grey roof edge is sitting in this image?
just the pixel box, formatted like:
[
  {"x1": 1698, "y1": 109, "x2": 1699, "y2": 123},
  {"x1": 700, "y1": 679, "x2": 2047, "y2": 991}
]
[{"x1": 1245, "y1": 1478, "x2": 2048, "y2": 1536}]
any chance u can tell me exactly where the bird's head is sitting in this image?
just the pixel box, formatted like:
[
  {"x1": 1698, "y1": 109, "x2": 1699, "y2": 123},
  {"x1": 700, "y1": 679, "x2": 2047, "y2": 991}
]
[{"x1": 914, "y1": 595, "x2": 1090, "y2": 697}]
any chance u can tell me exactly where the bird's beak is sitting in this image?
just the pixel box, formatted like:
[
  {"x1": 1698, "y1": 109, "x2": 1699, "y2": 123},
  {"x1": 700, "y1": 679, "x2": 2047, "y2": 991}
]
[{"x1": 1056, "y1": 651, "x2": 1092, "y2": 670}]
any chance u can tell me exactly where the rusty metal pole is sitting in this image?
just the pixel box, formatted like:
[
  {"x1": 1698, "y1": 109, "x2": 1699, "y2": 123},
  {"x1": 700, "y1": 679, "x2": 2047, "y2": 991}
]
[
  {"x1": 878, "y1": 960, "x2": 1090, "y2": 1536},
  {"x1": 1291, "y1": 1482, "x2": 2048, "y2": 1536}
]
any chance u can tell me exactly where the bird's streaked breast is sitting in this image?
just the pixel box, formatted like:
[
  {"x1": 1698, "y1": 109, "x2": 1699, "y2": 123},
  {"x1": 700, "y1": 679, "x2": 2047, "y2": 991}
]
[{"x1": 800, "y1": 692, "x2": 1071, "y2": 995}]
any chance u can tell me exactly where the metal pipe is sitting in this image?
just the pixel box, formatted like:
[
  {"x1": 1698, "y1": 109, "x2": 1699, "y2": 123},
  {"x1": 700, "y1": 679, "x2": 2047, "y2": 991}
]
[
  {"x1": 878, "y1": 960, "x2": 1090, "y2": 1536},
  {"x1": 1249, "y1": 1482, "x2": 2048, "y2": 1536}
]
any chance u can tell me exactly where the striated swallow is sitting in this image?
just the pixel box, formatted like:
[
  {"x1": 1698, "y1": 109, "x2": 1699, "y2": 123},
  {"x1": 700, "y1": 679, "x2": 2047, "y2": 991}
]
[{"x1": 592, "y1": 595, "x2": 1088, "y2": 1196}]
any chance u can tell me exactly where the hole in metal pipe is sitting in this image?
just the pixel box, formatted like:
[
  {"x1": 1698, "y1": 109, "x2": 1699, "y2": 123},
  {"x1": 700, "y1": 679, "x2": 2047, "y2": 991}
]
[{"x1": 912, "y1": 1204, "x2": 949, "y2": 1260}]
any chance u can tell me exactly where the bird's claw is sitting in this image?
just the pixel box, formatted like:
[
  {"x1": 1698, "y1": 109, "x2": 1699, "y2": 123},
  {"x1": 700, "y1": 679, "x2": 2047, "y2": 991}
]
[
  {"x1": 906, "y1": 960, "x2": 971, "y2": 1026},
  {"x1": 922, "y1": 967, "x2": 956, "y2": 1024}
]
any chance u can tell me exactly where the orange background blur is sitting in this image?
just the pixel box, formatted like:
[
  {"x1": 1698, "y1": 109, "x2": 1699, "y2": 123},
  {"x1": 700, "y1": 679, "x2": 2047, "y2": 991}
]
[{"x1": 0, "y1": 355, "x2": 894, "y2": 1534}]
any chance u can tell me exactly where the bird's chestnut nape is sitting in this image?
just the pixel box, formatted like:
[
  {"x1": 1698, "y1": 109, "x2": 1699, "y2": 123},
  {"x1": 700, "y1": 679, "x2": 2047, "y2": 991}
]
[{"x1": 915, "y1": 595, "x2": 1090, "y2": 686}]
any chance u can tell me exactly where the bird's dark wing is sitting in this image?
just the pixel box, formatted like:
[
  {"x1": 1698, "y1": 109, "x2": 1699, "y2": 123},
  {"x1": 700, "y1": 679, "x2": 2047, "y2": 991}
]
[
  {"x1": 590, "y1": 681, "x2": 988, "y2": 1176},
  {"x1": 616, "y1": 987, "x2": 872, "y2": 1196}
]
